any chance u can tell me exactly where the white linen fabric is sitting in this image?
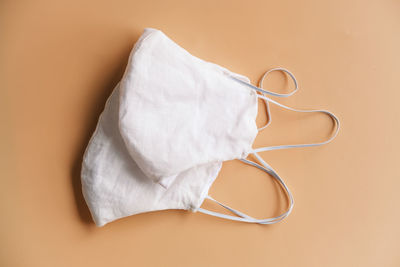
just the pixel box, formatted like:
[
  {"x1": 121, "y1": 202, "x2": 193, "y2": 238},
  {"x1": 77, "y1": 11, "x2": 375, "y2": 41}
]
[
  {"x1": 118, "y1": 28, "x2": 258, "y2": 187},
  {"x1": 81, "y1": 28, "x2": 340, "y2": 227},
  {"x1": 81, "y1": 85, "x2": 222, "y2": 227}
]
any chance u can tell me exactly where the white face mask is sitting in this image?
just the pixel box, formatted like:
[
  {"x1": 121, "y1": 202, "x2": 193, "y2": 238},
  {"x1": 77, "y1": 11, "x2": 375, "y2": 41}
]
[{"x1": 81, "y1": 28, "x2": 340, "y2": 227}]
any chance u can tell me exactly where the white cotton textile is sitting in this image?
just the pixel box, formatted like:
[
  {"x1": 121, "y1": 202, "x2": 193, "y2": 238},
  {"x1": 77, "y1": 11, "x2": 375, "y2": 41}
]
[
  {"x1": 81, "y1": 85, "x2": 222, "y2": 226},
  {"x1": 118, "y1": 28, "x2": 258, "y2": 187},
  {"x1": 81, "y1": 28, "x2": 340, "y2": 227},
  {"x1": 81, "y1": 28, "x2": 259, "y2": 226}
]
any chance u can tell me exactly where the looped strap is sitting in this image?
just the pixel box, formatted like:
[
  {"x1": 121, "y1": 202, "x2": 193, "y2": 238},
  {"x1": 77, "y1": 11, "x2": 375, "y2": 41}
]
[
  {"x1": 254, "y1": 68, "x2": 299, "y2": 131},
  {"x1": 197, "y1": 153, "x2": 294, "y2": 224},
  {"x1": 197, "y1": 68, "x2": 339, "y2": 224}
]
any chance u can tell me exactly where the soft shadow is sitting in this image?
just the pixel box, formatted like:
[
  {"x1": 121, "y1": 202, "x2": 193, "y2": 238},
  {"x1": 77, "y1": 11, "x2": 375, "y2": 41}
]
[{"x1": 71, "y1": 34, "x2": 140, "y2": 225}]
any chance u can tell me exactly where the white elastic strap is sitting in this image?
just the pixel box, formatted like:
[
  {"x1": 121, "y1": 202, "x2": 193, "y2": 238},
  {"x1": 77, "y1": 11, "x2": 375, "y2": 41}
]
[
  {"x1": 253, "y1": 68, "x2": 299, "y2": 131},
  {"x1": 203, "y1": 195, "x2": 254, "y2": 219},
  {"x1": 229, "y1": 73, "x2": 339, "y2": 152},
  {"x1": 197, "y1": 156, "x2": 294, "y2": 224},
  {"x1": 197, "y1": 69, "x2": 338, "y2": 224},
  {"x1": 253, "y1": 94, "x2": 340, "y2": 153},
  {"x1": 255, "y1": 68, "x2": 299, "y2": 98}
]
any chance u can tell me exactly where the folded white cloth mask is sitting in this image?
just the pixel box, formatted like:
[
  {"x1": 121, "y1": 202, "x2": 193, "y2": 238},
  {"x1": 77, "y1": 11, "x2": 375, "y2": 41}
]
[{"x1": 81, "y1": 28, "x2": 340, "y2": 226}]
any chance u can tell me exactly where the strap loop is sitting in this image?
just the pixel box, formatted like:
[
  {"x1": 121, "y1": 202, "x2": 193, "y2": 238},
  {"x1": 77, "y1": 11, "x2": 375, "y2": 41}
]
[
  {"x1": 253, "y1": 94, "x2": 340, "y2": 153},
  {"x1": 229, "y1": 69, "x2": 339, "y2": 153},
  {"x1": 258, "y1": 68, "x2": 299, "y2": 97},
  {"x1": 197, "y1": 154, "x2": 294, "y2": 224},
  {"x1": 197, "y1": 68, "x2": 340, "y2": 224},
  {"x1": 244, "y1": 68, "x2": 299, "y2": 131}
]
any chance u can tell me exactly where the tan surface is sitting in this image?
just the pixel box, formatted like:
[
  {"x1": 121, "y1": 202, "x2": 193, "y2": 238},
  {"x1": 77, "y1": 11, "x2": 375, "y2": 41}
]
[{"x1": 1, "y1": 0, "x2": 400, "y2": 266}]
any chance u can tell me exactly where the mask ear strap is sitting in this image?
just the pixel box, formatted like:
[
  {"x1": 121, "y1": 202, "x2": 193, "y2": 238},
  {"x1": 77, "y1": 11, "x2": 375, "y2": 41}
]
[
  {"x1": 252, "y1": 95, "x2": 340, "y2": 153},
  {"x1": 255, "y1": 68, "x2": 299, "y2": 131},
  {"x1": 197, "y1": 153, "x2": 294, "y2": 224},
  {"x1": 228, "y1": 71, "x2": 340, "y2": 153}
]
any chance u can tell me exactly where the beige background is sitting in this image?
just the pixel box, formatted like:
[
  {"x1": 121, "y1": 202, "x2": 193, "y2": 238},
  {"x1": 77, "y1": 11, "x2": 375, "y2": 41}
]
[{"x1": 1, "y1": 0, "x2": 399, "y2": 266}]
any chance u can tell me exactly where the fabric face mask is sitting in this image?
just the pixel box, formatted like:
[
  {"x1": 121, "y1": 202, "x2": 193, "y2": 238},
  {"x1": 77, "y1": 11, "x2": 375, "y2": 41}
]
[
  {"x1": 81, "y1": 28, "x2": 340, "y2": 226},
  {"x1": 81, "y1": 85, "x2": 223, "y2": 226}
]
